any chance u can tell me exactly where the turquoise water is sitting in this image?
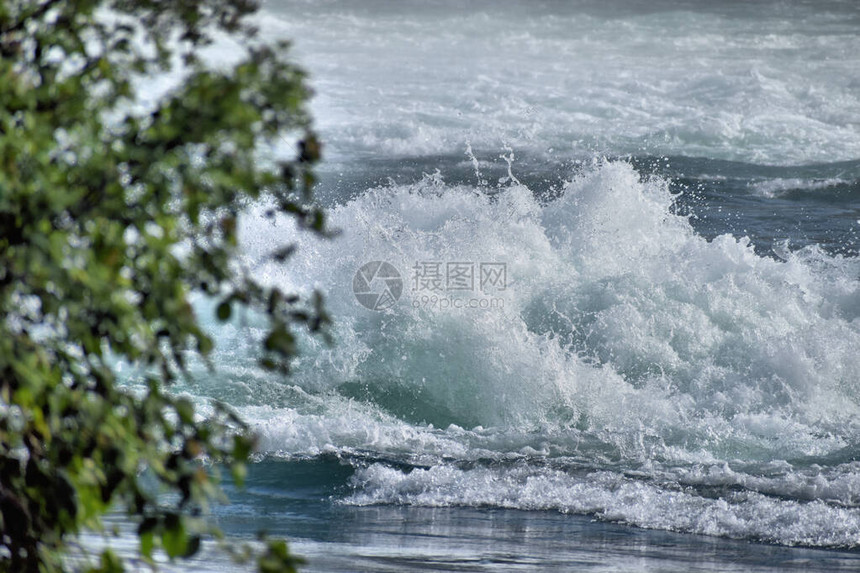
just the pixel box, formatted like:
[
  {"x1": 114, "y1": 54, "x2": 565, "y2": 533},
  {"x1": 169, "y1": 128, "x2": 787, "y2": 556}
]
[{"x1": 135, "y1": 0, "x2": 860, "y2": 569}]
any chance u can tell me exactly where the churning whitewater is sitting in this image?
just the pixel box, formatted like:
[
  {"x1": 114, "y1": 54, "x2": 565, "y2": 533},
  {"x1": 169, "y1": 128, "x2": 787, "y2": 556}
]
[{"x1": 176, "y1": 158, "x2": 860, "y2": 548}]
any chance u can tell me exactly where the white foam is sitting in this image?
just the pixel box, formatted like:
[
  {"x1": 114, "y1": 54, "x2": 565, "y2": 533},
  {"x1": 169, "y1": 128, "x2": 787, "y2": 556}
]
[
  {"x1": 748, "y1": 178, "x2": 849, "y2": 198},
  {"x1": 344, "y1": 462, "x2": 860, "y2": 547}
]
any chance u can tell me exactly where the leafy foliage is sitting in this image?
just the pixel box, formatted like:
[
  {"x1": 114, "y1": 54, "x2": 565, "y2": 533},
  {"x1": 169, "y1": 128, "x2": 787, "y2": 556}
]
[{"x1": 0, "y1": 0, "x2": 328, "y2": 570}]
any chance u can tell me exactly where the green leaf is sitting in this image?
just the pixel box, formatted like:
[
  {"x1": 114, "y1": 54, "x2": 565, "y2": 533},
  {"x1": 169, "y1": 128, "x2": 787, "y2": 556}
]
[
  {"x1": 89, "y1": 549, "x2": 124, "y2": 573},
  {"x1": 264, "y1": 326, "x2": 296, "y2": 356},
  {"x1": 140, "y1": 531, "x2": 154, "y2": 559},
  {"x1": 231, "y1": 462, "x2": 248, "y2": 488},
  {"x1": 175, "y1": 398, "x2": 195, "y2": 425},
  {"x1": 184, "y1": 535, "x2": 201, "y2": 558},
  {"x1": 162, "y1": 516, "x2": 188, "y2": 559},
  {"x1": 217, "y1": 300, "x2": 232, "y2": 321}
]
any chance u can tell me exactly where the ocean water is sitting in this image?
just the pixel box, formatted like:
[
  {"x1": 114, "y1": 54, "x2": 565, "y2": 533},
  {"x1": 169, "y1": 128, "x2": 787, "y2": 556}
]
[{"x1": 141, "y1": 0, "x2": 860, "y2": 570}]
